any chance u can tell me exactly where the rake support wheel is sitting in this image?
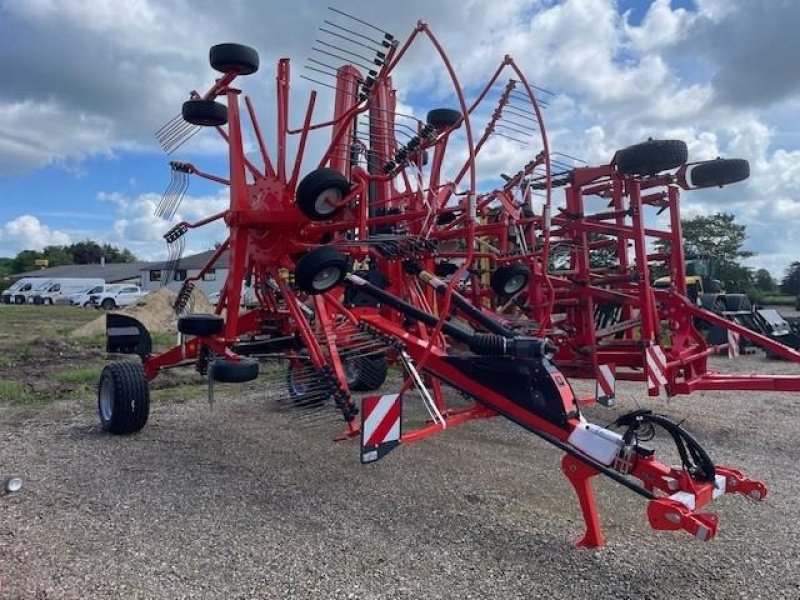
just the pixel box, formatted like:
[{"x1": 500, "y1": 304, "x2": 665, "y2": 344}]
[
  {"x1": 294, "y1": 246, "x2": 348, "y2": 295},
  {"x1": 178, "y1": 314, "x2": 224, "y2": 336},
  {"x1": 490, "y1": 264, "x2": 531, "y2": 296},
  {"x1": 296, "y1": 168, "x2": 351, "y2": 221},
  {"x1": 182, "y1": 100, "x2": 228, "y2": 127},
  {"x1": 210, "y1": 357, "x2": 260, "y2": 383},
  {"x1": 616, "y1": 139, "x2": 688, "y2": 175},
  {"x1": 209, "y1": 43, "x2": 259, "y2": 75},
  {"x1": 346, "y1": 354, "x2": 389, "y2": 392},
  {"x1": 426, "y1": 108, "x2": 462, "y2": 130}
]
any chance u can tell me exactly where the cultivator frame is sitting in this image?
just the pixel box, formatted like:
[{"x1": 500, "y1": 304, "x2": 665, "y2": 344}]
[{"x1": 97, "y1": 9, "x2": 784, "y2": 548}]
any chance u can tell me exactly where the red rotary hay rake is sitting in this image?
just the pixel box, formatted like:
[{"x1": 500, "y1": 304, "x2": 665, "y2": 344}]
[{"x1": 98, "y1": 12, "x2": 782, "y2": 547}]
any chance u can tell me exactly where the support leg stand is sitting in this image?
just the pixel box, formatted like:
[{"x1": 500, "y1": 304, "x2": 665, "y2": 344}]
[{"x1": 561, "y1": 454, "x2": 604, "y2": 548}]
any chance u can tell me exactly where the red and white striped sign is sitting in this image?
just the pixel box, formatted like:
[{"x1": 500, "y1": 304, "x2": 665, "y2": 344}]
[
  {"x1": 361, "y1": 393, "x2": 402, "y2": 463},
  {"x1": 727, "y1": 329, "x2": 741, "y2": 359},
  {"x1": 645, "y1": 344, "x2": 668, "y2": 391},
  {"x1": 595, "y1": 363, "x2": 616, "y2": 406}
]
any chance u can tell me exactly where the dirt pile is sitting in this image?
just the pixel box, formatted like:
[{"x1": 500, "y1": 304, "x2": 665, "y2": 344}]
[{"x1": 70, "y1": 287, "x2": 216, "y2": 337}]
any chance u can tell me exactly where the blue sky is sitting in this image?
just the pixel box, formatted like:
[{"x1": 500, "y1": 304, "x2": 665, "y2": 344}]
[{"x1": 1, "y1": 0, "x2": 799, "y2": 278}]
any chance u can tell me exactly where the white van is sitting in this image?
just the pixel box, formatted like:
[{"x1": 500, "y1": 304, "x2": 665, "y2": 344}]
[
  {"x1": 1, "y1": 278, "x2": 42, "y2": 304},
  {"x1": 32, "y1": 278, "x2": 105, "y2": 305},
  {"x1": 8, "y1": 279, "x2": 53, "y2": 305}
]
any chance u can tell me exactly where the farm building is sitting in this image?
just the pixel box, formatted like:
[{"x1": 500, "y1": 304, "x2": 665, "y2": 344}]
[
  {"x1": 11, "y1": 260, "x2": 147, "y2": 285},
  {"x1": 140, "y1": 249, "x2": 230, "y2": 296}
]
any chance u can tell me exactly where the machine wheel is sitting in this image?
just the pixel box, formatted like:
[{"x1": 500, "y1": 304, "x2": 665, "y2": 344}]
[
  {"x1": 182, "y1": 100, "x2": 228, "y2": 127},
  {"x1": 490, "y1": 264, "x2": 531, "y2": 296},
  {"x1": 296, "y1": 168, "x2": 351, "y2": 220},
  {"x1": 615, "y1": 139, "x2": 688, "y2": 175},
  {"x1": 434, "y1": 261, "x2": 459, "y2": 277},
  {"x1": 346, "y1": 354, "x2": 389, "y2": 392},
  {"x1": 287, "y1": 359, "x2": 331, "y2": 407},
  {"x1": 209, "y1": 43, "x2": 259, "y2": 75},
  {"x1": 209, "y1": 357, "x2": 259, "y2": 383},
  {"x1": 294, "y1": 246, "x2": 348, "y2": 294},
  {"x1": 101, "y1": 298, "x2": 116, "y2": 310},
  {"x1": 725, "y1": 293, "x2": 751, "y2": 312},
  {"x1": 98, "y1": 362, "x2": 150, "y2": 434},
  {"x1": 177, "y1": 313, "x2": 224, "y2": 336},
  {"x1": 689, "y1": 158, "x2": 750, "y2": 188},
  {"x1": 426, "y1": 108, "x2": 462, "y2": 130},
  {"x1": 43, "y1": 297, "x2": 52, "y2": 306}
]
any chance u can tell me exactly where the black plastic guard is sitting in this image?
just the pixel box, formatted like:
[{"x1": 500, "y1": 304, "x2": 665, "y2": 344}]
[
  {"x1": 106, "y1": 313, "x2": 152, "y2": 358},
  {"x1": 442, "y1": 356, "x2": 579, "y2": 427}
]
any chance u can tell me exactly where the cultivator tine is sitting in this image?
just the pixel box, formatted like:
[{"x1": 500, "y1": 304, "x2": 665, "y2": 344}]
[
  {"x1": 155, "y1": 114, "x2": 201, "y2": 154},
  {"x1": 156, "y1": 162, "x2": 192, "y2": 220}
]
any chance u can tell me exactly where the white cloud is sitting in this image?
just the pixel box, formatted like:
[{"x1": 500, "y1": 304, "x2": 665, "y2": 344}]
[
  {"x1": 0, "y1": 0, "x2": 799, "y2": 276},
  {"x1": 0, "y1": 214, "x2": 71, "y2": 255}
]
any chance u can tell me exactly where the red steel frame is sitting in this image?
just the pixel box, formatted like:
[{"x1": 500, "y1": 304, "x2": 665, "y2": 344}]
[{"x1": 133, "y1": 20, "x2": 774, "y2": 547}]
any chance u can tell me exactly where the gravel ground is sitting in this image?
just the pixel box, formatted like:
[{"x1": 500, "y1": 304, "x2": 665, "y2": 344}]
[{"x1": 2, "y1": 353, "x2": 800, "y2": 599}]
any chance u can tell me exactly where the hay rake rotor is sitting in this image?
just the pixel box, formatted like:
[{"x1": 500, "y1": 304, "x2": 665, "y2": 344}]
[{"x1": 96, "y1": 7, "x2": 776, "y2": 548}]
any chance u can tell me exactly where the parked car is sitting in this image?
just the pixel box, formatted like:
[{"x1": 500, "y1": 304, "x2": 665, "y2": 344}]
[
  {"x1": 90, "y1": 284, "x2": 146, "y2": 310},
  {"x1": 1, "y1": 277, "x2": 41, "y2": 304},
  {"x1": 208, "y1": 284, "x2": 257, "y2": 308},
  {"x1": 71, "y1": 284, "x2": 114, "y2": 307},
  {"x1": 32, "y1": 278, "x2": 105, "y2": 305}
]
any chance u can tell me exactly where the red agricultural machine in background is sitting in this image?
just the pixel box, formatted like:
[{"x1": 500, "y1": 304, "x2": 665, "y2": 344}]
[{"x1": 98, "y1": 10, "x2": 776, "y2": 547}]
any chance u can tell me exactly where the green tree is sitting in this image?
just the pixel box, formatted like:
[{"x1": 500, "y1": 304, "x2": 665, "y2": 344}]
[
  {"x1": 42, "y1": 245, "x2": 73, "y2": 267},
  {"x1": 652, "y1": 212, "x2": 755, "y2": 291},
  {"x1": 754, "y1": 268, "x2": 775, "y2": 293},
  {"x1": 66, "y1": 240, "x2": 137, "y2": 264},
  {"x1": 780, "y1": 262, "x2": 800, "y2": 295},
  {"x1": 11, "y1": 249, "x2": 45, "y2": 273}
]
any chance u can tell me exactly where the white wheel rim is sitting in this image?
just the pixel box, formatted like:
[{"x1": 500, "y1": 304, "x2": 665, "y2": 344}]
[
  {"x1": 99, "y1": 376, "x2": 114, "y2": 421},
  {"x1": 344, "y1": 358, "x2": 359, "y2": 386},
  {"x1": 289, "y1": 367, "x2": 307, "y2": 395},
  {"x1": 314, "y1": 188, "x2": 343, "y2": 216},
  {"x1": 504, "y1": 274, "x2": 527, "y2": 294},
  {"x1": 312, "y1": 266, "x2": 341, "y2": 291}
]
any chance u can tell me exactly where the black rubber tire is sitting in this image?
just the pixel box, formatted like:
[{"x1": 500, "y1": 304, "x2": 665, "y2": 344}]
[
  {"x1": 177, "y1": 313, "x2": 224, "y2": 336},
  {"x1": 98, "y1": 362, "x2": 150, "y2": 434},
  {"x1": 182, "y1": 100, "x2": 228, "y2": 127},
  {"x1": 490, "y1": 264, "x2": 531, "y2": 296},
  {"x1": 296, "y1": 168, "x2": 351, "y2": 220},
  {"x1": 209, "y1": 43, "x2": 259, "y2": 75},
  {"x1": 287, "y1": 359, "x2": 331, "y2": 407},
  {"x1": 689, "y1": 158, "x2": 750, "y2": 188},
  {"x1": 434, "y1": 261, "x2": 459, "y2": 277},
  {"x1": 725, "y1": 294, "x2": 751, "y2": 312},
  {"x1": 346, "y1": 354, "x2": 389, "y2": 392},
  {"x1": 426, "y1": 108, "x2": 462, "y2": 130},
  {"x1": 294, "y1": 246, "x2": 348, "y2": 295},
  {"x1": 209, "y1": 357, "x2": 259, "y2": 383},
  {"x1": 616, "y1": 139, "x2": 688, "y2": 175},
  {"x1": 101, "y1": 298, "x2": 116, "y2": 310}
]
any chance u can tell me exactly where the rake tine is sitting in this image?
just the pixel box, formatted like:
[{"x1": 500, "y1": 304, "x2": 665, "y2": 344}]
[
  {"x1": 163, "y1": 123, "x2": 200, "y2": 154},
  {"x1": 156, "y1": 170, "x2": 179, "y2": 218},
  {"x1": 155, "y1": 115, "x2": 185, "y2": 141},
  {"x1": 160, "y1": 120, "x2": 201, "y2": 154},
  {"x1": 157, "y1": 118, "x2": 191, "y2": 151}
]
